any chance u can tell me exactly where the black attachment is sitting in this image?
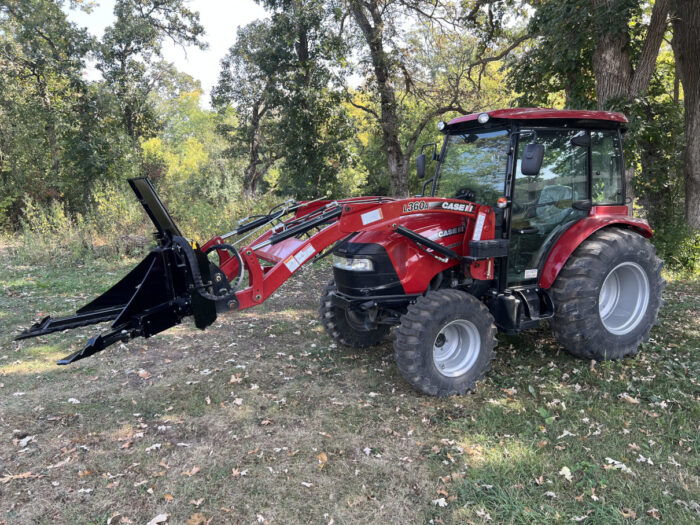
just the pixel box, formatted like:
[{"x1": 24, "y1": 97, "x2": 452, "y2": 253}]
[
  {"x1": 469, "y1": 239, "x2": 509, "y2": 258},
  {"x1": 128, "y1": 178, "x2": 181, "y2": 239},
  {"x1": 16, "y1": 178, "x2": 233, "y2": 364}
]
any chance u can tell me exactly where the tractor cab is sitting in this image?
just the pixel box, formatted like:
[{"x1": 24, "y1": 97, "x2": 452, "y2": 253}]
[{"x1": 426, "y1": 108, "x2": 627, "y2": 289}]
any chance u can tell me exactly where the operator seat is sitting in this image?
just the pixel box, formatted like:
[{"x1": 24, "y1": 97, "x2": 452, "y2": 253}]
[{"x1": 530, "y1": 184, "x2": 576, "y2": 232}]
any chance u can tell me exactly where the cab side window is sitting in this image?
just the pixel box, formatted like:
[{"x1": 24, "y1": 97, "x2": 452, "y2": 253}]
[{"x1": 591, "y1": 131, "x2": 623, "y2": 205}]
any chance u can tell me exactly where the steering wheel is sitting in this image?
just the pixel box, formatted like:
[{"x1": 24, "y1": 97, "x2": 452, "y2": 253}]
[{"x1": 454, "y1": 187, "x2": 476, "y2": 201}]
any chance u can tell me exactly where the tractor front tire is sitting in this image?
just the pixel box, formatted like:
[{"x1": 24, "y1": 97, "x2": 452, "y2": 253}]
[
  {"x1": 319, "y1": 280, "x2": 390, "y2": 348},
  {"x1": 394, "y1": 289, "x2": 497, "y2": 397},
  {"x1": 550, "y1": 227, "x2": 664, "y2": 360}
]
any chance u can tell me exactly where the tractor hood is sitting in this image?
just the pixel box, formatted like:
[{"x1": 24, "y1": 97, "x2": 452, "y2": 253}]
[{"x1": 333, "y1": 209, "x2": 469, "y2": 295}]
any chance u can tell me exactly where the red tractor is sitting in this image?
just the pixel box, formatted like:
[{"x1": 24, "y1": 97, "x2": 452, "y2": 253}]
[{"x1": 18, "y1": 108, "x2": 664, "y2": 397}]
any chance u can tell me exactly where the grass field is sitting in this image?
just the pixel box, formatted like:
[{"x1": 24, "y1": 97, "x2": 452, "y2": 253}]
[{"x1": 1, "y1": 251, "x2": 698, "y2": 524}]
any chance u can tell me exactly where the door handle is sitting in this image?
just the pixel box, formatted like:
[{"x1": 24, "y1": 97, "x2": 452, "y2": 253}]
[{"x1": 514, "y1": 227, "x2": 539, "y2": 235}]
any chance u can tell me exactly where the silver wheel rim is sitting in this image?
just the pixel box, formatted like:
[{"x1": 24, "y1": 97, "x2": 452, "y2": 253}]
[
  {"x1": 432, "y1": 319, "x2": 480, "y2": 377},
  {"x1": 598, "y1": 262, "x2": 650, "y2": 335}
]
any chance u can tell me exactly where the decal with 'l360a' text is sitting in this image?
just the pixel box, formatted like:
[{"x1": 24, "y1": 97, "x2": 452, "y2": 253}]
[{"x1": 402, "y1": 201, "x2": 475, "y2": 214}]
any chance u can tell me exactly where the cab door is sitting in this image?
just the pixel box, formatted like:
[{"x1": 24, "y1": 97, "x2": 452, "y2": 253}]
[{"x1": 508, "y1": 129, "x2": 590, "y2": 286}]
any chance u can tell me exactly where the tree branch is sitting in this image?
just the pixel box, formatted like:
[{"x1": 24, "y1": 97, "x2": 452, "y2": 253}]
[
  {"x1": 630, "y1": 0, "x2": 670, "y2": 96},
  {"x1": 467, "y1": 33, "x2": 529, "y2": 73},
  {"x1": 349, "y1": 99, "x2": 380, "y2": 120}
]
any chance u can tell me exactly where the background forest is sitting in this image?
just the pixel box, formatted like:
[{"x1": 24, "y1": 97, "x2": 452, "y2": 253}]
[{"x1": 1, "y1": 0, "x2": 698, "y2": 273}]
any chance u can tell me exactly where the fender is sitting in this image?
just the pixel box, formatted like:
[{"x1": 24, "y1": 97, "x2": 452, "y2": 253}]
[{"x1": 539, "y1": 208, "x2": 653, "y2": 289}]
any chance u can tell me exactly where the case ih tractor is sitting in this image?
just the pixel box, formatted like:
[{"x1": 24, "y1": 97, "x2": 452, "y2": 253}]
[{"x1": 18, "y1": 108, "x2": 664, "y2": 397}]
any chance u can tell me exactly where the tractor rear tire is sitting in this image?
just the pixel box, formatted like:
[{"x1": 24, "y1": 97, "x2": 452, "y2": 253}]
[
  {"x1": 549, "y1": 227, "x2": 664, "y2": 360},
  {"x1": 319, "y1": 279, "x2": 390, "y2": 348},
  {"x1": 394, "y1": 289, "x2": 497, "y2": 397}
]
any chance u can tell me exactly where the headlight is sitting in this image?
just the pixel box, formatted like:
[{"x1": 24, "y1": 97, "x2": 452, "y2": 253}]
[
  {"x1": 477, "y1": 112, "x2": 490, "y2": 124},
  {"x1": 332, "y1": 255, "x2": 374, "y2": 272}
]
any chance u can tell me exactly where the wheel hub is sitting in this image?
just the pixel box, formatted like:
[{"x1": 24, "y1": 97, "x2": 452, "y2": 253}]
[
  {"x1": 432, "y1": 319, "x2": 481, "y2": 377},
  {"x1": 598, "y1": 261, "x2": 650, "y2": 335}
]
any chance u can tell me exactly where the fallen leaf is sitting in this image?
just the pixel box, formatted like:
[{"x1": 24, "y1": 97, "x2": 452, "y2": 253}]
[
  {"x1": 16, "y1": 435, "x2": 35, "y2": 448},
  {"x1": 317, "y1": 452, "x2": 328, "y2": 470},
  {"x1": 544, "y1": 491, "x2": 557, "y2": 498},
  {"x1": 164, "y1": 493, "x2": 174, "y2": 501},
  {"x1": 205, "y1": 396, "x2": 211, "y2": 405},
  {"x1": 78, "y1": 470, "x2": 93, "y2": 477},
  {"x1": 1, "y1": 471, "x2": 34, "y2": 484},
  {"x1": 301, "y1": 481, "x2": 313, "y2": 488},
  {"x1": 190, "y1": 498, "x2": 204, "y2": 507},
  {"x1": 605, "y1": 457, "x2": 634, "y2": 475},
  {"x1": 138, "y1": 369, "x2": 152, "y2": 380},
  {"x1": 646, "y1": 508, "x2": 661, "y2": 520},
  {"x1": 182, "y1": 466, "x2": 200, "y2": 477},
  {"x1": 146, "y1": 514, "x2": 168, "y2": 525},
  {"x1": 432, "y1": 498, "x2": 447, "y2": 507},
  {"x1": 618, "y1": 393, "x2": 640, "y2": 404},
  {"x1": 187, "y1": 514, "x2": 207, "y2": 525},
  {"x1": 620, "y1": 508, "x2": 636, "y2": 519},
  {"x1": 559, "y1": 466, "x2": 573, "y2": 482},
  {"x1": 67, "y1": 398, "x2": 81, "y2": 404}
]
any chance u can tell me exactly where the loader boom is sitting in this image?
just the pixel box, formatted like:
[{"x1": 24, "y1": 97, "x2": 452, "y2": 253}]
[{"x1": 17, "y1": 178, "x2": 497, "y2": 364}]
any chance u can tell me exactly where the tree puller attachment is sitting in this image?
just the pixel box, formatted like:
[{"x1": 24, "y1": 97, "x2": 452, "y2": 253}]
[{"x1": 18, "y1": 109, "x2": 665, "y2": 396}]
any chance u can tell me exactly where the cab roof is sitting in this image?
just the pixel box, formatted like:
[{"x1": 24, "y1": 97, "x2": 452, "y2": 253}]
[{"x1": 447, "y1": 108, "x2": 628, "y2": 127}]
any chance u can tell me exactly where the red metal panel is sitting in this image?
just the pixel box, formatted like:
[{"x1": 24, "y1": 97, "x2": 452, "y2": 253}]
[
  {"x1": 255, "y1": 237, "x2": 305, "y2": 264},
  {"x1": 234, "y1": 222, "x2": 347, "y2": 310},
  {"x1": 448, "y1": 108, "x2": 628, "y2": 126},
  {"x1": 539, "y1": 215, "x2": 653, "y2": 289}
]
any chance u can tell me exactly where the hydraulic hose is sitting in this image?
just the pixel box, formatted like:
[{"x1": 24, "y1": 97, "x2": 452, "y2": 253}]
[{"x1": 172, "y1": 236, "x2": 242, "y2": 302}]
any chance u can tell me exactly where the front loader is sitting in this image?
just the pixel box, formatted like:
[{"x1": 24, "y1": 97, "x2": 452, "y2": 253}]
[{"x1": 18, "y1": 108, "x2": 665, "y2": 397}]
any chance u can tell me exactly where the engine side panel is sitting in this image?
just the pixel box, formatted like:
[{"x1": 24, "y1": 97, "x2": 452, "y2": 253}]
[{"x1": 345, "y1": 213, "x2": 468, "y2": 295}]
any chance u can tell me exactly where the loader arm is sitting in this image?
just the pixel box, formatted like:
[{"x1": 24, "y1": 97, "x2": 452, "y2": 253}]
[{"x1": 16, "y1": 179, "x2": 497, "y2": 364}]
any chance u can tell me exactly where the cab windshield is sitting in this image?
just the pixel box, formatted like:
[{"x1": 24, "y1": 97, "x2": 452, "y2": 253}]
[{"x1": 434, "y1": 128, "x2": 510, "y2": 205}]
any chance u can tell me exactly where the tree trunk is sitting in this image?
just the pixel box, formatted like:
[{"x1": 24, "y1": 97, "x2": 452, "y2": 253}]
[
  {"x1": 592, "y1": 29, "x2": 633, "y2": 108},
  {"x1": 350, "y1": 1, "x2": 409, "y2": 197},
  {"x1": 671, "y1": 0, "x2": 700, "y2": 229},
  {"x1": 592, "y1": 0, "x2": 669, "y2": 109},
  {"x1": 590, "y1": 0, "x2": 669, "y2": 217}
]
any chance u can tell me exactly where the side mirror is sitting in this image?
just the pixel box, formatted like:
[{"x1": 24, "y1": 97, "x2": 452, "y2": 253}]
[
  {"x1": 521, "y1": 143, "x2": 544, "y2": 176},
  {"x1": 416, "y1": 153, "x2": 426, "y2": 179}
]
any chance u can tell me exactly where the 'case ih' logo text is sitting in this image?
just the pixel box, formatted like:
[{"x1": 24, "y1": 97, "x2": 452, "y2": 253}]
[
  {"x1": 442, "y1": 201, "x2": 474, "y2": 213},
  {"x1": 402, "y1": 201, "x2": 429, "y2": 213},
  {"x1": 437, "y1": 225, "x2": 466, "y2": 238}
]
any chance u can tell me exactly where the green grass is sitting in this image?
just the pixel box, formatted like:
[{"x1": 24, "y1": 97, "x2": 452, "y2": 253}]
[{"x1": 1, "y1": 250, "x2": 698, "y2": 524}]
